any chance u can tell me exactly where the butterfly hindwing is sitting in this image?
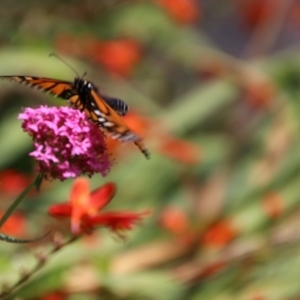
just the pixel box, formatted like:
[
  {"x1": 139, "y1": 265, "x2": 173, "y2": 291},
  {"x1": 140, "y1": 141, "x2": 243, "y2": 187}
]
[
  {"x1": 101, "y1": 95, "x2": 128, "y2": 116},
  {"x1": 87, "y1": 89, "x2": 138, "y2": 141},
  {"x1": 88, "y1": 90, "x2": 150, "y2": 158}
]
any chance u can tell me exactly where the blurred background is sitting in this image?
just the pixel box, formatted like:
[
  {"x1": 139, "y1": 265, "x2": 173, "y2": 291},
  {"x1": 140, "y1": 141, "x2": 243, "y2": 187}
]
[{"x1": 1, "y1": 0, "x2": 300, "y2": 299}]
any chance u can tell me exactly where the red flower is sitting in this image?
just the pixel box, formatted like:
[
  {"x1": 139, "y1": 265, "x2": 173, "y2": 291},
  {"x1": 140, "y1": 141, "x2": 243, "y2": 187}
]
[
  {"x1": 159, "y1": 206, "x2": 190, "y2": 235},
  {"x1": 234, "y1": 0, "x2": 280, "y2": 28},
  {"x1": 55, "y1": 35, "x2": 142, "y2": 77},
  {"x1": 40, "y1": 291, "x2": 67, "y2": 300},
  {"x1": 156, "y1": 0, "x2": 201, "y2": 24},
  {"x1": 48, "y1": 178, "x2": 149, "y2": 235},
  {"x1": 158, "y1": 136, "x2": 201, "y2": 165},
  {"x1": 125, "y1": 111, "x2": 201, "y2": 163},
  {"x1": 91, "y1": 39, "x2": 142, "y2": 77},
  {"x1": 123, "y1": 112, "x2": 152, "y2": 138},
  {"x1": 0, "y1": 169, "x2": 32, "y2": 197},
  {"x1": 0, "y1": 210, "x2": 27, "y2": 237},
  {"x1": 202, "y1": 219, "x2": 238, "y2": 248}
]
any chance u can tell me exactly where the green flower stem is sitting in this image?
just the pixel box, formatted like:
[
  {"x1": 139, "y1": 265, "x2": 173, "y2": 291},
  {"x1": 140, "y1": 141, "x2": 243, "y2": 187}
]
[{"x1": 0, "y1": 174, "x2": 43, "y2": 229}]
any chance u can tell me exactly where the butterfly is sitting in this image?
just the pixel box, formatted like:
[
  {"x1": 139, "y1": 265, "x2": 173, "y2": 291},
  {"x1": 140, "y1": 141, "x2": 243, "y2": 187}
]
[{"x1": 0, "y1": 75, "x2": 150, "y2": 159}]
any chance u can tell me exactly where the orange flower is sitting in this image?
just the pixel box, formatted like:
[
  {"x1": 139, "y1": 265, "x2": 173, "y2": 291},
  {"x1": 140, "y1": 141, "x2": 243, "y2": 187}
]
[
  {"x1": 0, "y1": 169, "x2": 32, "y2": 197},
  {"x1": 0, "y1": 210, "x2": 26, "y2": 237},
  {"x1": 92, "y1": 39, "x2": 142, "y2": 77},
  {"x1": 202, "y1": 219, "x2": 238, "y2": 248},
  {"x1": 234, "y1": 0, "x2": 280, "y2": 28},
  {"x1": 55, "y1": 35, "x2": 142, "y2": 77},
  {"x1": 123, "y1": 111, "x2": 152, "y2": 137},
  {"x1": 41, "y1": 291, "x2": 67, "y2": 300},
  {"x1": 48, "y1": 178, "x2": 149, "y2": 235},
  {"x1": 125, "y1": 111, "x2": 201, "y2": 164},
  {"x1": 158, "y1": 136, "x2": 201, "y2": 165},
  {"x1": 156, "y1": 0, "x2": 201, "y2": 24},
  {"x1": 160, "y1": 206, "x2": 190, "y2": 235},
  {"x1": 105, "y1": 111, "x2": 152, "y2": 158}
]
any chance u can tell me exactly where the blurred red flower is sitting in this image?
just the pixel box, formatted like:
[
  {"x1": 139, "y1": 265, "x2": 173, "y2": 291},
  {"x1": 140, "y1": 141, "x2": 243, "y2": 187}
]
[
  {"x1": 55, "y1": 35, "x2": 142, "y2": 77},
  {"x1": 122, "y1": 111, "x2": 201, "y2": 164},
  {"x1": 202, "y1": 219, "x2": 237, "y2": 248},
  {"x1": 123, "y1": 111, "x2": 152, "y2": 138},
  {"x1": 48, "y1": 178, "x2": 149, "y2": 235},
  {"x1": 234, "y1": 0, "x2": 280, "y2": 28},
  {"x1": 156, "y1": 0, "x2": 201, "y2": 24},
  {"x1": 40, "y1": 291, "x2": 67, "y2": 300},
  {"x1": 158, "y1": 136, "x2": 201, "y2": 165},
  {"x1": 91, "y1": 39, "x2": 142, "y2": 77},
  {"x1": 160, "y1": 206, "x2": 190, "y2": 235},
  {"x1": 0, "y1": 169, "x2": 31, "y2": 197},
  {"x1": 0, "y1": 210, "x2": 26, "y2": 237}
]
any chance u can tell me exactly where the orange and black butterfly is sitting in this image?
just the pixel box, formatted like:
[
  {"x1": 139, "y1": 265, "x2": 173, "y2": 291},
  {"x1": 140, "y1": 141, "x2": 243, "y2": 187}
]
[{"x1": 0, "y1": 75, "x2": 150, "y2": 159}]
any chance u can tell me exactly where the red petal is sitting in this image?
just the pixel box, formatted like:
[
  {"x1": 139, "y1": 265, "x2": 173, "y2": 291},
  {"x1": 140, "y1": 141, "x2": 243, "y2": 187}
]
[
  {"x1": 0, "y1": 210, "x2": 26, "y2": 237},
  {"x1": 90, "y1": 182, "x2": 116, "y2": 211},
  {"x1": 48, "y1": 203, "x2": 72, "y2": 217},
  {"x1": 69, "y1": 178, "x2": 90, "y2": 208},
  {"x1": 69, "y1": 178, "x2": 92, "y2": 234},
  {"x1": 86, "y1": 210, "x2": 150, "y2": 231}
]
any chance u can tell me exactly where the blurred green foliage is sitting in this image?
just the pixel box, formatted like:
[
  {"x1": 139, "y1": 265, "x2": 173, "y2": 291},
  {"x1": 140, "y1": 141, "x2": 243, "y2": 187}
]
[{"x1": 1, "y1": 0, "x2": 300, "y2": 299}]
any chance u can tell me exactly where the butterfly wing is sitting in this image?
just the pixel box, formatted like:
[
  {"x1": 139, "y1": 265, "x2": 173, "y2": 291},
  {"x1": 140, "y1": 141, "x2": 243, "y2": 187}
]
[
  {"x1": 101, "y1": 95, "x2": 128, "y2": 116},
  {"x1": 0, "y1": 76, "x2": 129, "y2": 116},
  {"x1": 0, "y1": 76, "x2": 77, "y2": 99},
  {"x1": 83, "y1": 89, "x2": 150, "y2": 158}
]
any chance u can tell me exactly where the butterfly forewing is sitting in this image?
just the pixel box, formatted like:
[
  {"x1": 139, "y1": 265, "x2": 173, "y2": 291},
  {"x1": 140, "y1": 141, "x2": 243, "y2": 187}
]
[
  {"x1": 0, "y1": 76, "x2": 76, "y2": 99},
  {"x1": 88, "y1": 89, "x2": 139, "y2": 142}
]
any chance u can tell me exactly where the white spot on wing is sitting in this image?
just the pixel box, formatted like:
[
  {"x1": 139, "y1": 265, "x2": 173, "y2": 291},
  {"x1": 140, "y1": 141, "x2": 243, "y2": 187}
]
[
  {"x1": 110, "y1": 133, "x2": 121, "y2": 140},
  {"x1": 104, "y1": 122, "x2": 114, "y2": 127},
  {"x1": 94, "y1": 110, "x2": 105, "y2": 117},
  {"x1": 94, "y1": 110, "x2": 102, "y2": 116}
]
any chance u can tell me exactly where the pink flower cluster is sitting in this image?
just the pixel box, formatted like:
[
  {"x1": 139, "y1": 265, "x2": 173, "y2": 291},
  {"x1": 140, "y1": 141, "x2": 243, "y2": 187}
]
[{"x1": 19, "y1": 106, "x2": 111, "y2": 180}]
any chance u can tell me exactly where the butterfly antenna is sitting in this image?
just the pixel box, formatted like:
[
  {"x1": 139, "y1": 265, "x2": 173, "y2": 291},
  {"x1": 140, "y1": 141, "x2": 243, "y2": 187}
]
[
  {"x1": 49, "y1": 53, "x2": 80, "y2": 78},
  {"x1": 81, "y1": 71, "x2": 87, "y2": 80}
]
